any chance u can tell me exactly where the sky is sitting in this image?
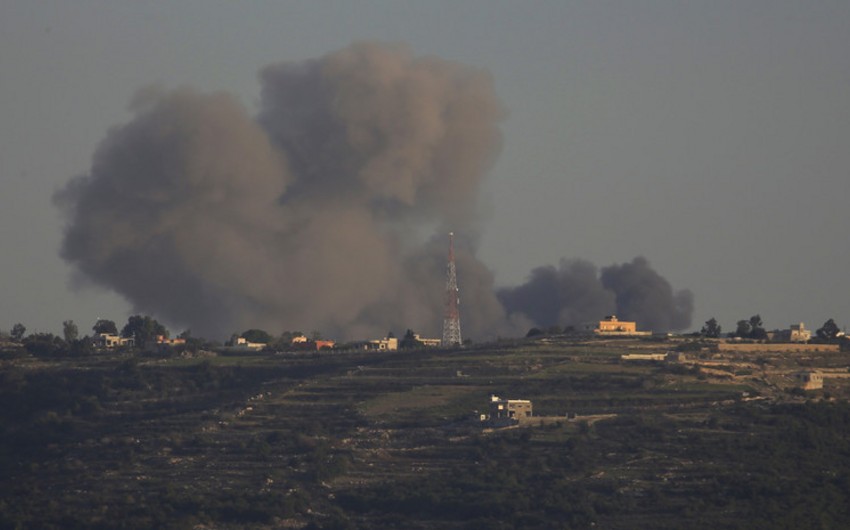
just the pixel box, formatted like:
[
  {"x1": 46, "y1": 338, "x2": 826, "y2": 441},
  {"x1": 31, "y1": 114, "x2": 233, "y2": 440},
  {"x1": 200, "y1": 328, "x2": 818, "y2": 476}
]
[{"x1": 2, "y1": 0, "x2": 849, "y2": 338}]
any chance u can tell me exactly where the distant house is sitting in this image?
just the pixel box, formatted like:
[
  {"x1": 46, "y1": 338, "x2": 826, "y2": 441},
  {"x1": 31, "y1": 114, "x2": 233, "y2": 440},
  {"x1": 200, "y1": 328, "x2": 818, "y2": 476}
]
[
  {"x1": 291, "y1": 337, "x2": 335, "y2": 351},
  {"x1": 93, "y1": 333, "x2": 134, "y2": 349},
  {"x1": 401, "y1": 333, "x2": 441, "y2": 348},
  {"x1": 481, "y1": 395, "x2": 533, "y2": 426},
  {"x1": 774, "y1": 323, "x2": 812, "y2": 343},
  {"x1": 145, "y1": 335, "x2": 186, "y2": 352},
  {"x1": 227, "y1": 337, "x2": 266, "y2": 352},
  {"x1": 794, "y1": 371, "x2": 823, "y2": 391},
  {"x1": 366, "y1": 337, "x2": 398, "y2": 351},
  {"x1": 584, "y1": 316, "x2": 651, "y2": 337}
]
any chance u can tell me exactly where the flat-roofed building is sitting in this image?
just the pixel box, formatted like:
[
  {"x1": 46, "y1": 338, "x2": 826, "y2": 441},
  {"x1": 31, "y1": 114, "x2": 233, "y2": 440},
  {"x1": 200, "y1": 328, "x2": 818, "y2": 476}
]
[
  {"x1": 584, "y1": 315, "x2": 651, "y2": 337},
  {"x1": 795, "y1": 371, "x2": 823, "y2": 391},
  {"x1": 774, "y1": 323, "x2": 812, "y2": 343},
  {"x1": 484, "y1": 395, "x2": 533, "y2": 426}
]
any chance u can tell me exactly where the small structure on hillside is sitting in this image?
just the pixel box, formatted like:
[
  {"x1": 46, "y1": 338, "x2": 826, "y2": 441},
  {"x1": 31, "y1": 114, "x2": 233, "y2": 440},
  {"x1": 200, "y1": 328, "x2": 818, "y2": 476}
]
[
  {"x1": 224, "y1": 336, "x2": 266, "y2": 352},
  {"x1": 291, "y1": 337, "x2": 335, "y2": 351},
  {"x1": 794, "y1": 371, "x2": 823, "y2": 391},
  {"x1": 774, "y1": 323, "x2": 812, "y2": 343},
  {"x1": 369, "y1": 336, "x2": 398, "y2": 351},
  {"x1": 621, "y1": 351, "x2": 687, "y2": 362},
  {"x1": 584, "y1": 315, "x2": 651, "y2": 337},
  {"x1": 480, "y1": 395, "x2": 533, "y2": 427},
  {"x1": 400, "y1": 332, "x2": 441, "y2": 349},
  {"x1": 93, "y1": 333, "x2": 134, "y2": 349},
  {"x1": 145, "y1": 335, "x2": 187, "y2": 353}
]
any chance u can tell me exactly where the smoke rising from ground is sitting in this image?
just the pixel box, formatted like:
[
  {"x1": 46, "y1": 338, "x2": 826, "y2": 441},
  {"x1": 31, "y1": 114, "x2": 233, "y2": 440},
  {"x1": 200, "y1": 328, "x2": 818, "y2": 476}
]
[
  {"x1": 498, "y1": 257, "x2": 693, "y2": 332},
  {"x1": 57, "y1": 42, "x2": 692, "y2": 339},
  {"x1": 57, "y1": 42, "x2": 512, "y2": 339}
]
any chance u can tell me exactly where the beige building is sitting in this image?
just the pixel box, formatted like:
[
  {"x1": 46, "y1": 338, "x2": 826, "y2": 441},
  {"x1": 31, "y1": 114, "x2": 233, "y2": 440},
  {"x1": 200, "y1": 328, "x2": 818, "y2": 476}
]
[
  {"x1": 483, "y1": 395, "x2": 533, "y2": 425},
  {"x1": 794, "y1": 371, "x2": 823, "y2": 391},
  {"x1": 369, "y1": 337, "x2": 398, "y2": 351},
  {"x1": 774, "y1": 323, "x2": 812, "y2": 343},
  {"x1": 585, "y1": 315, "x2": 651, "y2": 337},
  {"x1": 93, "y1": 333, "x2": 134, "y2": 349}
]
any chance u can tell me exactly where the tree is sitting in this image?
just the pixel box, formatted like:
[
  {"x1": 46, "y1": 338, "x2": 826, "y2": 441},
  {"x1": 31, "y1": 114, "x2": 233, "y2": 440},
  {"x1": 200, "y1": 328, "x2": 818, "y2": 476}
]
[
  {"x1": 400, "y1": 329, "x2": 423, "y2": 349},
  {"x1": 817, "y1": 318, "x2": 841, "y2": 341},
  {"x1": 69, "y1": 336, "x2": 95, "y2": 357},
  {"x1": 63, "y1": 320, "x2": 79, "y2": 343},
  {"x1": 93, "y1": 319, "x2": 118, "y2": 335},
  {"x1": 10, "y1": 323, "x2": 26, "y2": 342},
  {"x1": 241, "y1": 329, "x2": 273, "y2": 344},
  {"x1": 23, "y1": 333, "x2": 67, "y2": 357},
  {"x1": 735, "y1": 320, "x2": 751, "y2": 338},
  {"x1": 701, "y1": 318, "x2": 722, "y2": 338},
  {"x1": 749, "y1": 314, "x2": 767, "y2": 340},
  {"x1": 122, "y1": 315, "x2": 167, "y2": 347}
]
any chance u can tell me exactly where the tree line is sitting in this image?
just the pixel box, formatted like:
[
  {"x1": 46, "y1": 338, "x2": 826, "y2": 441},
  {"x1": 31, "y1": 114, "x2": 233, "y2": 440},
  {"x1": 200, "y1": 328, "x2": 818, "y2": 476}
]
[{"x1": 700, "y1": 315, "x2": 845, "y2": 342}]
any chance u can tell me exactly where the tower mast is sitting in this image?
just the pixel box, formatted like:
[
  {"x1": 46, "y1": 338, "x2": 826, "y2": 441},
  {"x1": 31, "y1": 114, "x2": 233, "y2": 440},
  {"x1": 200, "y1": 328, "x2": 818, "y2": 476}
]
[{"x1": 442, "y1": 232, "x2": 462, "y2": 347}]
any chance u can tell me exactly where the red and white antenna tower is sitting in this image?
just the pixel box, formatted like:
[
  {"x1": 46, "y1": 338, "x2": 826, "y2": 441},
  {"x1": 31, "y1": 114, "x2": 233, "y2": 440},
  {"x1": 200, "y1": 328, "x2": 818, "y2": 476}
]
[{"x1": 442, "y1": 232, "x2": 462, "y2": 347}]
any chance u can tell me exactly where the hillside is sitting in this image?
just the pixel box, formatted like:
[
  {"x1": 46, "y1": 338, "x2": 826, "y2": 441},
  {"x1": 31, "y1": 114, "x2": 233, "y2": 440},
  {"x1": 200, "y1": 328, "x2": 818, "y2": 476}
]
[{"x1": 1, "y1": 338, "x2": 849, "y2": 529}]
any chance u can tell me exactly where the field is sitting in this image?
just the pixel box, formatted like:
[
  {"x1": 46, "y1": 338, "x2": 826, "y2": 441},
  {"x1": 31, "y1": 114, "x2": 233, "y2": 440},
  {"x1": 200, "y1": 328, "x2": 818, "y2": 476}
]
[{"x1": 1, "y1": 337, "x2": 849, "y2": 529}]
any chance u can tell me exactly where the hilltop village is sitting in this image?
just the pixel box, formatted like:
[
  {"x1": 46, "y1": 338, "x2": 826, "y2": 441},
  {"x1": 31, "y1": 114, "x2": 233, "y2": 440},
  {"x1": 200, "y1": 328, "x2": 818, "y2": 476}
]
[
  {"x1": 2, "y1": 312, "x2": 850, "y2": 529},
  {"x1": 4, "y1": 313, "x2": 845, "y2": 359}
]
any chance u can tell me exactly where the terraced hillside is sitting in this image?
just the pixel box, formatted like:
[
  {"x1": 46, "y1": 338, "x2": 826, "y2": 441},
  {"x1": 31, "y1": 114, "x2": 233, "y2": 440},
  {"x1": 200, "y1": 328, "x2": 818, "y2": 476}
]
[{"x1": 1, "y1": 338, "x2": 849, "y2": 528}]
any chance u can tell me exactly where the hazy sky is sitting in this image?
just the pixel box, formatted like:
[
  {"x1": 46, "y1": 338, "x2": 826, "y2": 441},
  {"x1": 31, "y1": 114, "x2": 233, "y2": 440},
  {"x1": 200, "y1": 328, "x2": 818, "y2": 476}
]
[{"x1": 2, "y1": 1, "x2": 849, "y2": 337}]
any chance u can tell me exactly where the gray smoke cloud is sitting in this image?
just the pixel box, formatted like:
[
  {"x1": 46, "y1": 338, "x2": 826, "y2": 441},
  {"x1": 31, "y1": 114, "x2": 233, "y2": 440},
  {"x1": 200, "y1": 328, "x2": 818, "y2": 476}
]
[
  {"x1": 498, "y1": 257, "x2": 693, "y2": 333},
  {"x1": 56, "y1": 42, "x2": 516, "y2": 340},
  {"x1": 56, "y1": 41, "x2": 693, "y2": 340},
  {"x1": 600, "y1": 257, "x2": 694, "y2": 332}
]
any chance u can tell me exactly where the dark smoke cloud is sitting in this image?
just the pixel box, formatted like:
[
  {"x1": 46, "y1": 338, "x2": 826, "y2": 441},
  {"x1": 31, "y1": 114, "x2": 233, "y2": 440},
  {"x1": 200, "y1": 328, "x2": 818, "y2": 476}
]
[
  {"x1": 57, "y1": 41, "x2": 693, "y2": 340},
  {"x1": 499, "y1": 257, "x2": 693, "y2": 333},
  {"x1": 56, "y1": 42, "x2": 514, "y2": 340},
  {"x1": 600, "y1": 257, "x2": 694, "y2": 332}
]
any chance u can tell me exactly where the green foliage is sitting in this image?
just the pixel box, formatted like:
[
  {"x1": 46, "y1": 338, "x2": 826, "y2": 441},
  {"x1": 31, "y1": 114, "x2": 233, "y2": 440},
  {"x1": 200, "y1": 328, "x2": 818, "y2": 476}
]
[
  {"x1": 240, "y1": 329, "x2": 273, "y2": 344},
  {"x1": 817, "y1": 318, "x2": 841, "y2": 341},
  {"x1": 92, "y1": 319, "x2": 118, "y2": 335},
  {"x1": 122, "y1": 315, "x2": 167, "y2": 346},
  {"x1": 62, "y1": 320, "x2": 79, "y2": 343},
  {"x1": 736, "y1": 315, "x2": 766, "y2": 339},
  {"x1": 23, "y1": 333, "x2": 66, "y2": 357},
  {"x1": 525, "y1": 327, "x2": 544, "y2": 337},
  {"x1": 701, "y1": 317, "x2": 722, "y2": 338},
  {"x1": 10, "y1": 323, "x2": 26, "y2": 342}
]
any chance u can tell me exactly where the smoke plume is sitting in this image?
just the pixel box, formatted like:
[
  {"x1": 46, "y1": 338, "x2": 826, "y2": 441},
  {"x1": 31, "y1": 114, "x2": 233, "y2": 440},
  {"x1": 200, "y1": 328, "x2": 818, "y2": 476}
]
[
  {"x1": 498, "y1": 257, "x2": 693, "y2": 333},
  {"x1": 57, "y1": 41, "x2": 693, "y2": 340},
  {"x1": 57, "y1": 42, "x2": 512, "y2": 340}
]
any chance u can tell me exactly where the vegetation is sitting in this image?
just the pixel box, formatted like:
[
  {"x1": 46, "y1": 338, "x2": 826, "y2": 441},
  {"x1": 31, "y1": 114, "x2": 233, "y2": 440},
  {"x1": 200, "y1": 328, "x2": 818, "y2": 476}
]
[
  {"x1": 817, "y1": 318, "x2": 841, "y2": 341},
  {"x1": 700, "y1": 317, "x2": 721, "y2": 338},
  {"x1": 734, "y1": 314, "x2": 767, "y2": 340},
  {"x1": 92, "y1": 318, "x2": 118, "y2": 335},
  {"x1": 1, "y1": 335, "x2": 850, "y2": 528},
  {"x1": 122, "y1": 315, "x2": 168, "y2": 345}
]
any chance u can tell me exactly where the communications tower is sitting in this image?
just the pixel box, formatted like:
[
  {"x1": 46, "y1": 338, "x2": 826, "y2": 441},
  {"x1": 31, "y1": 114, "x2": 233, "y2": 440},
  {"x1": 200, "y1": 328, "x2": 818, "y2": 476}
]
[{"x1": 442, "y1": 232, "x2": 462, "y2": 347}]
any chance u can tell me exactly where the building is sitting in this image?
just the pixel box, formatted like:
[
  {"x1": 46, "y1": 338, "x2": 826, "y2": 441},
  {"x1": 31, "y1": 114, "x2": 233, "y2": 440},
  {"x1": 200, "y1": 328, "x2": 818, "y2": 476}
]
[
  {"x1": 368, "y1": 337, "x2": 398, "y2": 351},
  {"x1": 227, "y1": 337, "x2": 266, "y2": 352},
  {"x1": 291, "y1": 337, "x2": 335, "y2": 351},
  {"x1": 584, "y1": 315, "x2": 651, "y2": 337},
  {"x1": 794, "y1": 371, "x2": 823, "y2": 391},
  {"x1": 482, "y1": 395, "x2": 533, "y2": 426},
  {"x1": 401, "y1": 333, "x2": 442, "y2": 348},
  {"x1": 93, "y1": 333, "x2": 134, "y2": 349},
  {"x1": 145, "y1": 335, "x2": 187, "y2": 352},
  {"x1": 774, "y1": 323, "x2": 812, "y2": 343}
]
